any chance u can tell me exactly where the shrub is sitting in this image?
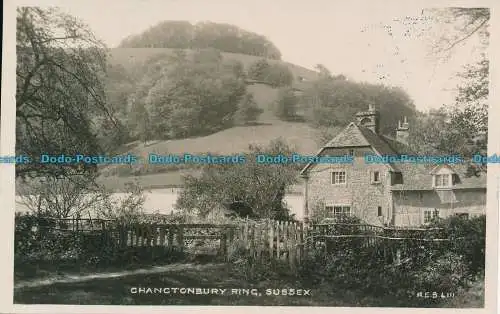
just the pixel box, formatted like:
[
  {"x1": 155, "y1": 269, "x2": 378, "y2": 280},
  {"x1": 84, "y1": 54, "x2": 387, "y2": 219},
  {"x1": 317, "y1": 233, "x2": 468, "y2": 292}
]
[
  {"x1": 299, "y1": 244, "x2": 470, "y2": 306},
  {"x1": 298, "y1": 215, "x2": 479, "y2": 305},
  {"x1": 247, "y1": 59, "x2": 293, "y2": 87},
  {"x1": 428, "y1": 215, "x2": 486, "y2": 277},
  {"x1": 273, "y1": 87, "x2": 298, "y2": 120}
]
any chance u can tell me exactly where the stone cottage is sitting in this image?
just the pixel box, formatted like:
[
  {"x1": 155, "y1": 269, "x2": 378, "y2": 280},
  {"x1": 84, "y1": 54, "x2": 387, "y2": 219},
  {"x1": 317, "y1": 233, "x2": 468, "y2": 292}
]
[{"x1": 300, "y1": 104, "x2": 486, "y2": 227}]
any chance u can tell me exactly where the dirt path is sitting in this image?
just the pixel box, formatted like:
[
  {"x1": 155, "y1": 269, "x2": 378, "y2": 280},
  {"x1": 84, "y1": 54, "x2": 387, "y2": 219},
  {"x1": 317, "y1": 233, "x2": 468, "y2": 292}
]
[{"x1": 15, "y1": 263, "x2": 224, "y2": 290}]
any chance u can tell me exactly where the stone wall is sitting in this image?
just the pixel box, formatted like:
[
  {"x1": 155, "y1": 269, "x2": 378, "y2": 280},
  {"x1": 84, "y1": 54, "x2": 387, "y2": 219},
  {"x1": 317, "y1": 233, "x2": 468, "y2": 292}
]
[{"x1": 305, "y1": 147, "x2": 392, "y2": 225}]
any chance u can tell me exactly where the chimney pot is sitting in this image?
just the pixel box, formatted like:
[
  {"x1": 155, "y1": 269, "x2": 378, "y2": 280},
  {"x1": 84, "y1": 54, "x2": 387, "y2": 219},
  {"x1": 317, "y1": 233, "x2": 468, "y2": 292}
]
[
  {"x1": 355, "y1": 104, "x2": 380, "y2": 133},
  {"x1": 396, "y1": 116, "x2": 409, "y2": 144}
]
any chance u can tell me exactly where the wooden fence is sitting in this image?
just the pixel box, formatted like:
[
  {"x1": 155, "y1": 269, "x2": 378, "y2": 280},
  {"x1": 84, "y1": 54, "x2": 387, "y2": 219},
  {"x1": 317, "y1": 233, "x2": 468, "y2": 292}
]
[
  {"x1": 16, "y1": 216, "x2": 452, "y2": 268},
  {"x1": 231, "y1": 219, "x2": 305, "y2": 270}
]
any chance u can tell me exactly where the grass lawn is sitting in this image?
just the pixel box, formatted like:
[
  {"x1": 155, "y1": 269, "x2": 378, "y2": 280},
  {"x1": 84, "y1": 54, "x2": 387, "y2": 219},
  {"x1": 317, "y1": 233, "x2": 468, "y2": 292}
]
[{"x1": 13, "y1": 261, "x2": 485, "y2": 307}]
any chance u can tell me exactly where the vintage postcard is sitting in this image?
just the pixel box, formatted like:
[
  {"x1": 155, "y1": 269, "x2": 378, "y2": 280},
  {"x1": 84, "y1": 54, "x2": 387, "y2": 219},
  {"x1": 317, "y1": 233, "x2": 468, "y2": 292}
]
[{"x1": 1, "y1": 0, "x2": 499, "y2": 313}]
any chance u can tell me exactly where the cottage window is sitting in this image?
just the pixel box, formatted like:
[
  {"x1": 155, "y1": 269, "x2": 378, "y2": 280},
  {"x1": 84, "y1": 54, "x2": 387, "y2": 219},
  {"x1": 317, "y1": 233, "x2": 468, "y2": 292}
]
[
  {"x1": 424, "y1": 209, "x2": 439, "y2": 223},
  {"x1": 377, "y1": 206, "x2": 382, "y2": 217},
  {"x1": 333, "y1": 206, "x2": 351, "y2": 219},
  {"x1": 371, "y1": 171, "x2": 381, "y2": 184},
  {"x1": 331, "y1": 171, "x2": 346, "y2": 185},
  {"x1": 434, "y1": 174, "x2": 451, "y2": 188},
  {"x1": 348, "y1": 149, "x2": 355, "y2": 156}
]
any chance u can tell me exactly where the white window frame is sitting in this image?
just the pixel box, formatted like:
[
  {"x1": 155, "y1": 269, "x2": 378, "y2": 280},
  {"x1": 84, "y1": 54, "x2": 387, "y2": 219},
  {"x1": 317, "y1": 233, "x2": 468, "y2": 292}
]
[
  {"x1": 324, "y1": 204, "x2": 351, "y2": 219},
  {"x1": 433, "y1": 174, "x2": 452, "y2": 188},
  {"x1": 423, "y1": 209, "x2": 440, "y2": 223},
  {"x1": 331, "y1": 171, "x2": 347, "y2": 185},
  {"x1": 333, "y1": 205, "x2": 351, "y2": 219}
]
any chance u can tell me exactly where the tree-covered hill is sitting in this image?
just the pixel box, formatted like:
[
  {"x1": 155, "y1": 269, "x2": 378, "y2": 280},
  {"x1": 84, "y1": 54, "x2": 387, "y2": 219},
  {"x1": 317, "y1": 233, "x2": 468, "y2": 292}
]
[{"x1": 118, "y1": 21, "x2": 282, "y2": 60}]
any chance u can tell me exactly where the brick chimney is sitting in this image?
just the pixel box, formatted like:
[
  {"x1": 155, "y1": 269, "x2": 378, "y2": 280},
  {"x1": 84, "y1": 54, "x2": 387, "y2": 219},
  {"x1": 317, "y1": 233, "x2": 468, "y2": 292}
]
[
  {"x1": 396, "y1": 116, "x2": 409, "y2": 144},
  {"x1": 355, "y1": 104, "x2": 380, "y2": 134}
]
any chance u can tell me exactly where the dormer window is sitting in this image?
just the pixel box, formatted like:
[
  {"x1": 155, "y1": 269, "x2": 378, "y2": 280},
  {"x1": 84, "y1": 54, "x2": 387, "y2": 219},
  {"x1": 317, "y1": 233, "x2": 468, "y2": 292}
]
[
  {"x1": 433, "y1": 174, "x2": 452, "y2": 188},
  {"x1": 431, "y1": 165, "x2": 456, "y2": 189}
]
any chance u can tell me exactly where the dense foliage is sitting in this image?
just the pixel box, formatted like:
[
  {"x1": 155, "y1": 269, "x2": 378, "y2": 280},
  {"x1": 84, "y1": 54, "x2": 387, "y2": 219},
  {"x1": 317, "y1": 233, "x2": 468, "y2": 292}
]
[
  {"x1": 16, "y1": 7, "x2": 114, "y2": 178},
  {"x1": 176, "y1": 139, "x2": 299, "y2": 220},
  {"x1": 247, "y1": 58, "x2": 294, "y2": 87},
  {"x1": 273, "y1": 87, "x2": 299, "y2": 121},
  {"x1": 118, "y1": 21, "x2": 282, "y2": 60},
  {"x1": 298, "y1": 215, "x2": 485, "y2": 306},
  {"x1": 14, "y1": 214, "x2": 185, "y2": 269},
  {"x1": 234, "y1": 93, "x2": 263, "y2": 125},
  {"x1": 408, "y1": 8, "x2": 489, "y2": 167},
  {"x1": 300, "y1": 73, "x2": 416, "y2": 136},
  {"x1": 126, "y1": 49, "x2": 247, "y2": 140}
]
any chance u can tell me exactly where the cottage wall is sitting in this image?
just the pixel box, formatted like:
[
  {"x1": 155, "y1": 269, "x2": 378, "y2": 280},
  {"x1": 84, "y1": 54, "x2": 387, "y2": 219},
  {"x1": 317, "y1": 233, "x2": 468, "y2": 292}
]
[
  {"x1": 393, "y1": 189, "x2": 486, "y2": 226},
  {"x1": 306, "y1": 147, "x2": 392, "y2": 225}
]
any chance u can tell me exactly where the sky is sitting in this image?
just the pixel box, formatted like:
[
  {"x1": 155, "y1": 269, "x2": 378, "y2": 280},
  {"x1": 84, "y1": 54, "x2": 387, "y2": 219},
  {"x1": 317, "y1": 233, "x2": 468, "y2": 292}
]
[{"x1": 54, "y1": 0, "x2": 487, "y2": 112}]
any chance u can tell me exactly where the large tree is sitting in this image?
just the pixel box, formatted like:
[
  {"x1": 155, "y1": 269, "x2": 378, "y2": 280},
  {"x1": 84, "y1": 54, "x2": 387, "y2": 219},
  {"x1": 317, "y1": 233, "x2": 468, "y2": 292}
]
[
  {"x1": 143, "y1": 49, "x2": 247, "y2": 139},
  {"x1": 176, "y1": 138, "x2": 298, "y2": 220},
  {"x1": 16, "y1": 7, "x2": 115, "y2": 178},
  {"x1": 409, "y1": 8, "x2": 490, "y2": 166}
]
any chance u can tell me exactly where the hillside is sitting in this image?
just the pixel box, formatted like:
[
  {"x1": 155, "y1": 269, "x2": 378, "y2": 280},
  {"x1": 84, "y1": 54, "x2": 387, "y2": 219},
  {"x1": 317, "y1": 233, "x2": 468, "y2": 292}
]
[{"x1": 100, "y1": 48, "x2": 323, "y2": 191}]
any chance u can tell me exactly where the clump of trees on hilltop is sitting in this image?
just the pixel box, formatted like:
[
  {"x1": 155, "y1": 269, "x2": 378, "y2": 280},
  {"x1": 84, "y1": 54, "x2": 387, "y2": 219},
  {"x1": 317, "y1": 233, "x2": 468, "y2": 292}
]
[{"x1": 118, "y1": 21, "x2": 282, "y2": 60}]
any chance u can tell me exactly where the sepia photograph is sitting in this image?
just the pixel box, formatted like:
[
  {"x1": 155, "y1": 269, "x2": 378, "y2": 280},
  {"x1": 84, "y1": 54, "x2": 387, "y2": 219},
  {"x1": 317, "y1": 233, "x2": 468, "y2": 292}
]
[{"x1": 4, "y1": 0, "x2": 497, "y2": 310}]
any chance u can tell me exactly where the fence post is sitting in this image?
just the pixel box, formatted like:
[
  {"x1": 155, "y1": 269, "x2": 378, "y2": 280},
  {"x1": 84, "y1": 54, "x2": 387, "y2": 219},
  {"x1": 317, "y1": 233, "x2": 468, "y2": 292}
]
[
  {"x1": 220, "y1": 230, "x2": 228, "y2": 261},
  {"x1": 243, "y1": 218, "x2": 249, "y2": 250},
  {"x1": 168, "y1": 227, "x2": 174, "y2": 249},
  {"x1": 276, "y1": 221, "x2": 281, "y2": 260},
  {"x1": 298, "y1": 221, "x2": 304, "y2": 264},
  {"x1": 177, "y1": 225, "x2": 184, "y2": 252},
  {"x1": 228, "y1": 227, "x2": 235, "y2": 257},
  {"x1": 284, "y1": 221, "x2": 290, "y2": 261},
  {"x1": 289, "y1": 222, "x2": 297, "y2": 270},
  {"x1": 249, "y1": 224, "x2": 255, "y2": 258},
  {"x1": 159, "y1": 226, "x2": 166, "y2": 247},
  {"x1": 269, "y1": 220, "x2": 274, "y2": 259},
  {"x1": 256, "y1": 223, "x2": 262, "y2": 261}
]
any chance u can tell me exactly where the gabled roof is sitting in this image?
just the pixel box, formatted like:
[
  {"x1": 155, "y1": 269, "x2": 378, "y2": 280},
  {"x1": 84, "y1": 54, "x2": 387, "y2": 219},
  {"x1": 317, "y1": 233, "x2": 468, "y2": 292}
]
[
  {"x1": 391, "y1": 163, "x2": 486, "y2": 191},
  {"x1": 300, "y1": 123, "x2": 400, "y2": 175},
  {"x1": 429, "y1": 164, "x2": 455, "y2": 175},
  {"x1": 323, "y1": 122, "x2": 371, "y2": 147},
  {"x1": 300, "y1": 120, "x2": 486, "y2": 191}
]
